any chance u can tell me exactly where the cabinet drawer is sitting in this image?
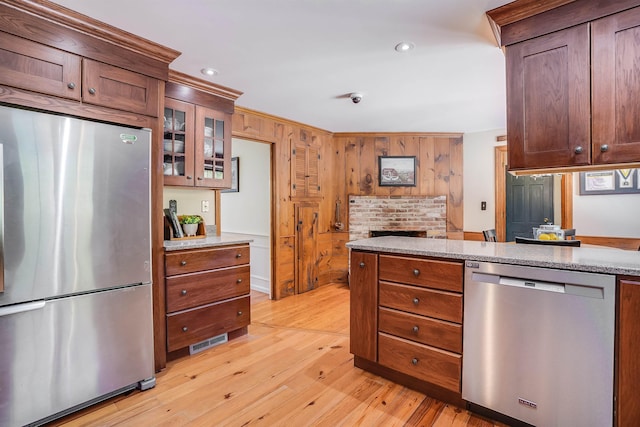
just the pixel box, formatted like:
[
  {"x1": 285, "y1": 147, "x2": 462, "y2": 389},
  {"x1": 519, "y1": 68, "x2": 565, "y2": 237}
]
[
  {"x1": 166, "y1": 265, "x2": 250, "y2": 313},
  {"x1": 0, "y1": 31, "x2": 81, "y2": 101},
  {"x1": 165, "y1": 245, "x2": 250, "y2": 276},
  {"x1": 378, "y1": 332, "x2": 461, "y2": 393},
  {"x1": 379, "y1": 281, "x2": 462, "y2": 323},
  {"x1": 82, "y1": 59, "x2": 159, "y2": 116},
  {"x1": 379, "y1": 255, "x2": 463, "y2": 292},
  {"x1": 379, "y1": 307, "x2": 461, "y2": 353},
  {"x1": 166, "y1": 295, "x2": 250, "y2": 352}
]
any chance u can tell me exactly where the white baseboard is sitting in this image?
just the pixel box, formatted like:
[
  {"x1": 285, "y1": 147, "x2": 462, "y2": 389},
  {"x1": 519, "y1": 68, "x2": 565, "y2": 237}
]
[{"x1": 251, "y1": 274, "x2": 270, "y2": 294}]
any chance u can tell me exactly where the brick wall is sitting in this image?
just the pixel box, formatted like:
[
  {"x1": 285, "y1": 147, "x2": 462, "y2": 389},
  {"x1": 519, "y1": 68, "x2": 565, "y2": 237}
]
[{"x1": 348, "y1": 195, "x2": 447, "y2": 241}]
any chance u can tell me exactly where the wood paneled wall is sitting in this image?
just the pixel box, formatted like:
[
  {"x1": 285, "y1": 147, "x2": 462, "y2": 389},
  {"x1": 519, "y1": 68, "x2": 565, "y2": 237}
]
[{"x1": 233, "y1": 108, "x2": 464, "y2": 299}]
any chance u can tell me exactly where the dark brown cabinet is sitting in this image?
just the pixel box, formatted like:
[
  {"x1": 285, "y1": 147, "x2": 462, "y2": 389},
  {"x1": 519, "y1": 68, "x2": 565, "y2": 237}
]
[
  {"x1": 505, "y1": 5, "x2": 640, "y2": 171},
  {"x1": 617, "y1": 277, "x2": 640, "y2": 426},
  {"x1": 349, "y1": 251, "x2": 378, "y2": 361}
]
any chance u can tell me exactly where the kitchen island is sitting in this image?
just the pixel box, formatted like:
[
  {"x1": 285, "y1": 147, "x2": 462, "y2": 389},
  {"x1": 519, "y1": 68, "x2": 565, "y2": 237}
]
[{"x1": 346, "y1": 236, "x2": 640, "y2": 426}]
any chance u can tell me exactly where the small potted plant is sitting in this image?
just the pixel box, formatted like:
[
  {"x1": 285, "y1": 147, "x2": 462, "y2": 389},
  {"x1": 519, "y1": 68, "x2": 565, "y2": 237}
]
[{"x1": 179, "y1": 215, "x2": 202, "y2": 237}]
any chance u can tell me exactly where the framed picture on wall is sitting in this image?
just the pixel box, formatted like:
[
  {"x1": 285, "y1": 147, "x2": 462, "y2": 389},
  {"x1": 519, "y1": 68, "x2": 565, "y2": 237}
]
[
  {"x1": 378, "y1": 156, "x2": 416, "y2": 187},
  {"x1": 579, "y1": 169, "x2": 640, "y2": 195},
  {"x1": 221, "y1": 157, "x2": 239, "y2": 193}
]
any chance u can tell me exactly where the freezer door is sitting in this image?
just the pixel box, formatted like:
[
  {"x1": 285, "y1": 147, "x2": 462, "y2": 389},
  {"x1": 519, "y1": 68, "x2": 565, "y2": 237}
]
[
  {"x1": 0, "y1": 105, "x2": 151, "y2": 305},
  {"x1": 0, "y1": 284, "x2": 154, "y2": 426}
]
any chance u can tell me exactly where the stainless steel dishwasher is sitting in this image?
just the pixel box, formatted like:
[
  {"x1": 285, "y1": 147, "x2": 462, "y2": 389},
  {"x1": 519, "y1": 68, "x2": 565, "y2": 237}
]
[{"x1": 462, "y1": 261, "x2": 615, "y2": 427}]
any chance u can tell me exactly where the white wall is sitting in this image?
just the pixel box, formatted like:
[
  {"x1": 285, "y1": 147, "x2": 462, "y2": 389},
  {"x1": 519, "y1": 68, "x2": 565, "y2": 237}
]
[
  {"x1": 572, "y1": 173, "x2": 640, "y2": 238},
  {"x1": 163, "y1": 187, "x2": 216, "y2": 226},
  {"x1": 463, "y1": 129, "x2": 506, "y2": 232}
]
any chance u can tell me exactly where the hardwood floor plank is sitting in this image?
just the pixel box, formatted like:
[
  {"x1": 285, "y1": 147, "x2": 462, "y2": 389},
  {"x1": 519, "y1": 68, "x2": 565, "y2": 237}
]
[{"x1": 48, "y1": 283, "x2": 501, "y2": 427}]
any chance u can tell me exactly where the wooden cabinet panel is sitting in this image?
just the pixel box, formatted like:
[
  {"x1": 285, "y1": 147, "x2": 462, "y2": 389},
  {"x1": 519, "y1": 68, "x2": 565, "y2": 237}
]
[
  {"x1": 350, "y1": 251, "x2": 378, "y2": 362},
  {"x1": 0, "y1": 31, "x2": 81, "y2": 101},
  {"x1": 506, "y1": 24, "x2": 590, "y2": 170},
  {"x1": 379, "y1": 281, "x2": 462, "y2": 324},
  {"x1": 296, "y1": 203, "x2": 319, "y2": 293},
  {"x1": 291, "y1": 130, "x2": 321, "y2": 199},
  {"x1": 592, "y1": 7, "x2": 640, "y2": 165},
  {"x1": 617, "y1": 278, "x2": 640, "y2": 426},
  {"x1": 166, "y1": 265, "x2": 250, "y2": 313},
  {"x1": 163, "y1": 97, "x2": 196, "y2": 186},
  {"x1": 165, "y1": 245, "x2": 250, "y2": 276},
  {"x1": 379, "y1": 255, "x2": 463, "y2": 292},
  {"x1": 378, "y1": 332, "x2": 461, "y2": 393},
  {"x1": 379, "y1": 307, "x2": 461, "y2": 353},
  {"x1": 166, "y1": 295, "x2": 250, "y2": 352},
  {"x1": 82, "y1": 59, "x2": 159, "y2": 117},
  {"x1": 194, "y1": 105, "x2": 231, "y2": 188}
]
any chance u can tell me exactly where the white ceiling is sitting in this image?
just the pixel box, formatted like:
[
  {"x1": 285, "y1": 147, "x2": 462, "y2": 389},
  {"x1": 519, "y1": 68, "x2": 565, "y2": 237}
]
[{"x1": 51, "y1": 0, "x2": 512, "y2": 133}]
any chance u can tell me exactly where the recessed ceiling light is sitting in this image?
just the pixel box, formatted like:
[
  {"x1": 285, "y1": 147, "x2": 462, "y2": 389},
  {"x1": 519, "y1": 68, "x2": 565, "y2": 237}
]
[
  {"x1": 200, "y1": 67, "x2": 219, "y2": 77},
  {"x1": 394, "y1": 42, "x2": 415, "y2": 53}
]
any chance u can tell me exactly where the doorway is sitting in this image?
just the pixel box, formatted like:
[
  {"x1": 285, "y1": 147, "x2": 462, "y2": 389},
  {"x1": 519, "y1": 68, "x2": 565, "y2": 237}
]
[{"x1": 505, "y1": 173, "x2": 553, "y2": 241}]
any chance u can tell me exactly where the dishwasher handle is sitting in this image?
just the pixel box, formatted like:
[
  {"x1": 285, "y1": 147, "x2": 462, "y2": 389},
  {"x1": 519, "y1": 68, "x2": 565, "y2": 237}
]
[{"x1": 471, "y1": 272, "x2": 565, "y2": 293}]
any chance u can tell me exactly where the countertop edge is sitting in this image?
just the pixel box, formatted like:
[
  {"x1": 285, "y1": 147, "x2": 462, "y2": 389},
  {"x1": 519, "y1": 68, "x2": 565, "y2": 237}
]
[{"x1": 164, "y1": 232, "x2": 255, "y2": 251}]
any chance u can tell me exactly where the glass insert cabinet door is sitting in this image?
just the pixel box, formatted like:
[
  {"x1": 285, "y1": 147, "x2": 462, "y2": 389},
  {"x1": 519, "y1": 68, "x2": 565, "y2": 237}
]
[
  {"x1": 195, "y1": 106, "x2": 231, "y2": 188},
  {"x1": 163, "y1": 98, "x2": 195, "y2": 186}
]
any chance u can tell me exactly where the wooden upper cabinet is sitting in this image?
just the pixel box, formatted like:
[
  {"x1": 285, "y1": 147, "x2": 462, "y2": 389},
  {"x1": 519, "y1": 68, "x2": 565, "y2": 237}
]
[
  {"x1": 502, "y1": 3, "x2": 640, "y2": 171},
  {"x1": 291, "y1": 130, "x2": 321, "y2": 199},
  {"x1": 194, "y1": 106, "x2": 231, "y2": 188},
  {"x1": 82, "y1": 59, "x2": 159, "y2": 117},
  {"x1": 0, "y1": 31, "x2": 81, "y2": 101},
  {"x1": 163, "y1": 98, "x2": 195, "y2": 186},
  {"x1": 592, "y1": 7, "x2": 640, "y2": 165},
  {"x1": 506, "y1": 24, "x2": 590, "y2": 170}
]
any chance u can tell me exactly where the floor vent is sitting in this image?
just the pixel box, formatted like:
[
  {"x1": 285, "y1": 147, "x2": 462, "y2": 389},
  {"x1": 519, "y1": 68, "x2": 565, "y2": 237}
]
[{"x1": 189, "y1": 333, "x2": 228, "y2": 355}]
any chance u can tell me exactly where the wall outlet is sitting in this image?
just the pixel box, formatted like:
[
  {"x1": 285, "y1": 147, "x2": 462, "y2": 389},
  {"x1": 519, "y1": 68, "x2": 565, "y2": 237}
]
[{"x1": 201, "y1": 200, "x2": 210, "y2": 212}]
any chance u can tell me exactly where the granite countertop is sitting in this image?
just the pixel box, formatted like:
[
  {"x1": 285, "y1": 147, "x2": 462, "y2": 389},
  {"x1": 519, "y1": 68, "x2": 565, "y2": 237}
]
[
  {"x1": 164, "y1": 232, "x2": 254, "y2": 252},
  {"x1": 346, "y1": 236, "x2": 640, "y2": 276}
]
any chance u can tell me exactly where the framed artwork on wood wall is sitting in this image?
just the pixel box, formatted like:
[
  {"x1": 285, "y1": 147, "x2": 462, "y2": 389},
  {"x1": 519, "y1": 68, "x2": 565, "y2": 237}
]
[{"x1": 378, "y1": 156, "x2": 416, "y2": 187}]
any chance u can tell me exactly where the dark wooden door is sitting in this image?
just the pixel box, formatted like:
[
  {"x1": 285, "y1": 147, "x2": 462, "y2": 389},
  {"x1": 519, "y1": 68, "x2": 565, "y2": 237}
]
[
  {"x1": 506, "y1": 23, "x2": 590, "y2": 170},
  {"x1": 296, "y1": 203, "x2": 318, "y2": 294},
  {"x1": 592, "y1": 7, "x2": 640, "y2": 165},
  {"x1": 506, "y1": 174, "x2": 554, "y2": 241}
]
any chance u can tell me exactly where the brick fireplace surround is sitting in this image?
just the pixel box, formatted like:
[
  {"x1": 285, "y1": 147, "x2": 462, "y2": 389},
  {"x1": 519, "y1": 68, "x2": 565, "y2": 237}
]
[{"x1": 348, "y1": 195, "x2": 447, "y2": 241}]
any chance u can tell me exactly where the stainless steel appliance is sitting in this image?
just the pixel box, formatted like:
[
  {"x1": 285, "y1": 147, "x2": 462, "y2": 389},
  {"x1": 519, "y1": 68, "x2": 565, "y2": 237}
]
[
  {"x1": 463, "y1": 261, "x2": 615, "y2": 427},
  {"x1": 0, "y1": 105, "x2": 155, "y2": 426}
]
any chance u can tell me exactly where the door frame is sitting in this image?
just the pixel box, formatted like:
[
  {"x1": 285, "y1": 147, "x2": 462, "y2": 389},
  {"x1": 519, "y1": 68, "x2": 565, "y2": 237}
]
[{"x1": 494, "y1": 145, "x2": 573, "y2": 242}]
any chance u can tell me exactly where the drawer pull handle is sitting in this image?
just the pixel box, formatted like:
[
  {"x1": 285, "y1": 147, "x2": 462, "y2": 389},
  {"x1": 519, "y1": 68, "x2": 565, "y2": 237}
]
[
  {"x1": 88, "y1": 87, "x2": 96, "y2": 95},
  {"x1": 237, "y1": 311, "x2": 243, "y2": 316},
  {"x1": 186, "y1": 175, "x2": 193, "y2": 180},
  {"x1": 412, "y1": 325, "x2": 419, "y2": 333},
  {"x1": 236, "y1": 253, "x2": 242, "y2": 258},
  {"x1": 197, "y1": 177, "x2": 203, "y2": 180},
  {"x1": 67, "y1": 82, "x2": 76, "y2": 89},
  {"x1": 574, "y1": 146, "x2": 583, "y2": 154},
  {"x1": 411, "y1": 358, "x2": 419, "y2": 366},
  {"x1": 413, "y1": 269, "x2": 420, "y2": 276},
  {"x1": 600, "y1": 144, "x2": 609, "y2": 152},
  {"x1": 236, "y1": 279, "x2": 242, "y2": 284},
  {"x1": 180, "y1": 260, "x2": 187, "y2": 266},
  {"x1": 182, "y1": 326, "x2": 188, "y2": 332},
  {"x1": 359, "y1": 262, "x2": 365, "y2": 268},
  {"x1": 412, "y1": 297, "x2": 419, "y2": 305},
  {"x1": 181, "y1": 289, "x2": 187, "y2": 296}
]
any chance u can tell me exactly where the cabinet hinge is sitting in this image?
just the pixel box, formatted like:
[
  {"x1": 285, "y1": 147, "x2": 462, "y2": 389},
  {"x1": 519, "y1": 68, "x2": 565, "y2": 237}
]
[
  {"x1": 292, "y1": 183, "x2": 296, "y2": 190},
  {"x1": 292, "y1": 148, "x2": 296, "y2": 155}
]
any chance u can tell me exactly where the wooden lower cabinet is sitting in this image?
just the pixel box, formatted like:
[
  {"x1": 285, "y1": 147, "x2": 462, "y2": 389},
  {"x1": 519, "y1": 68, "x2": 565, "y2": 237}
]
[
  {"x1": 617, "y1": 277, "x2": 640, "y2": 426},
  {"x1": 165, "y1": 244, "x2": 251, "y2": 354}
]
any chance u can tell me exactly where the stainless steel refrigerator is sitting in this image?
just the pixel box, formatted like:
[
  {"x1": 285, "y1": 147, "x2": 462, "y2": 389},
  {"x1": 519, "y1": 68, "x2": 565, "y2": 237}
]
[{"x1": 0, "y1": 104, "x2": 155, "y2": 426}]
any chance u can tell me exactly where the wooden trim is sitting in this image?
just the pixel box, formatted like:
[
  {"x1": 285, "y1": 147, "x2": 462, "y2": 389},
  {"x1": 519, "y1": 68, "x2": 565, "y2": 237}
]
[
  {"x1": 2, "y1": 0, "x2": 181, "y2": 63},
  {"x1": 334, "y1": 131, "x2": 464, "y2": 138},
  {"x1": 561, "y1": 173, "x2": 573, "y2": 229},
  {"x1": 168, "y1": 69, "x2": 243, "y2": 102},
  {"x1": 463, "y1": 231, "x2": 485, "y2": 241},
  {"x1": 495, "y1": 146, "x2": 507, "y2": 242},
  {"x1": 577, "y1": 236, "x2": 640, "y2": 251},
  {"x1": 234, "y1": 106, "x2": 332, "y2": 135},
  {"x1": 214, "y1": 190, "x2": 221, "y2": 236}
]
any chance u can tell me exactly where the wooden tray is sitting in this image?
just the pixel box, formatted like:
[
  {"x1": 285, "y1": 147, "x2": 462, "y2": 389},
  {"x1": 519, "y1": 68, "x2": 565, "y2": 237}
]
[{"x1": 164, "y1": 215, "x2": 207, "y2": 240}]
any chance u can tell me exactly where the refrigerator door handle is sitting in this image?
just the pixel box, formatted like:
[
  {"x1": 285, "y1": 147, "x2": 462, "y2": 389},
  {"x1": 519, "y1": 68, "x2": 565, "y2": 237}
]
[
  {"x1": 0, "y1": 143, "x2": 3, "y2": 293},
  {"x1": 0, "y1": 300, "x2": 46, "y2": 317}
]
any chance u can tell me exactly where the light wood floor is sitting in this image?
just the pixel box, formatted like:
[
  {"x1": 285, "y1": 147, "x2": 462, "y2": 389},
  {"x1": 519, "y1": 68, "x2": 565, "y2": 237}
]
[{"x1": 49, "y1": 284, "x2": 504, "y2": 427}]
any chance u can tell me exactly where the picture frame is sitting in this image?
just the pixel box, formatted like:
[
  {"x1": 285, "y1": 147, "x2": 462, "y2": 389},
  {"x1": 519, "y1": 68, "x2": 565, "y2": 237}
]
[
  {"x1": 579, "y1": 169, "x2": 640, "y2": 195},
  {"x1": 378, "y1": 156, "x2": 416, "y2": 187},
  {"x1": 221, "y1": 157, "x2": 239, "y2": 193}
]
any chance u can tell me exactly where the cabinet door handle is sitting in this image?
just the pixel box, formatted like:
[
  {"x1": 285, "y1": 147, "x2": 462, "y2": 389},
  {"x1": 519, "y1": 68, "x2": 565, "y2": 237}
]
[
  {"x1": 186, "y1": 175, "x2": 193, "y2": 180},
  {"x1": 237, "y1": 311, "x2": 243, "y2": 316},
  {"x1": 182, "y1": 326, "x2": 188, "y2": 332},
  {"x1": 88, "y1": 87, "x2": 96, "y2": 95},
  {"x1": 412, "y1": 297, "x2": 420, "y2": 305},
  {"x1": 180, "y1": 260, "x2": 187, "y2": 266},
  {"x1": 600, "y1": 144, "x2": 609, "y2": 152},
  {"x1": 411, "y1": 358, "x2": 419, "y2": 366},
  {"x1": 67, "y1": 82, "x2": 76, "y2": 89},
  {"x1": 236, "y1": 278, "x2": 242, "y2": 284},
  {"x1": 359, "y1": 262, "x2": 365, "y2": 268},
  {"x1": 181, "y1": 289, "x2": 187, "y2": 296},
  {"x1": 412, "y1": 325, "x2": 419, "y2": 333},
  {"x1": 197, "y1": 177, "x2": 203, "y2": 180},
  {"x1": 236, "y1": 253, "x2": 242, "y2": 258},
  {"x1": 574, "y1": 146, "x2": 583, "y2": 154},
  {"x1": 413, "y1": 269, "x2": 420, "y2": 276}
]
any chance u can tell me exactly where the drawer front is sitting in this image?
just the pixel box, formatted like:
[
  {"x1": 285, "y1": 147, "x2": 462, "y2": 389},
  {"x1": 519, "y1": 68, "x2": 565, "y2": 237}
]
[
  {"x1": 165, "y1": 245, "x2": 250, "y2": 276},
  {"x1": 379, "y1": 255, "x2": 463, "y2": 292},
  {"x1": 166, "y1": 295, "x2": 250, "y2": 352},
  {"x1": 379, "y1": 307, "x2": 462, "y2": 353},
  {"x1": 379, "y1": 281, "x2": 462, "y2": 323},
  {"x1": 166, "y1": 265, "x2": 250, "y2": 313},
  {"x1": 378, "y1": 332, "x2": 461, "y2": 393}
]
